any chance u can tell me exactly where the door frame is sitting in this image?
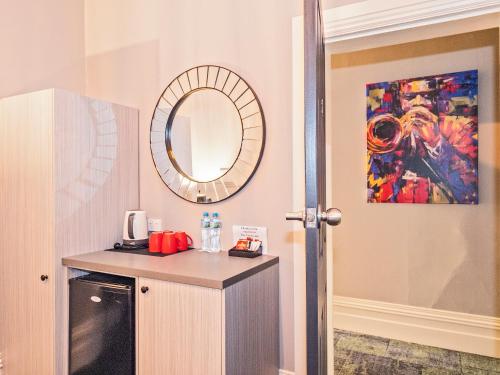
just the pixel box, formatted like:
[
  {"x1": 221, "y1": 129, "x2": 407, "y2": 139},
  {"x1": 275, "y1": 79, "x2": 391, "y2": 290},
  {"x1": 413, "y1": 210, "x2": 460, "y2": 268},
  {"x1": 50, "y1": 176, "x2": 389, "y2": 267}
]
[{"x1": 291, "y1": 1, "x2": 500, "y2": 374}]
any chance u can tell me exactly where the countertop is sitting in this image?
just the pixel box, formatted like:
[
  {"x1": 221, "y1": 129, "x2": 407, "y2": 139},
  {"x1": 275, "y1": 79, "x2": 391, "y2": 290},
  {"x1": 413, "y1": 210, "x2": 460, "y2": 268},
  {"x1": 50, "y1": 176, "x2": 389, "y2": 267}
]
[{"x1": 62, "y1": 249, "x2": 279, "y2": 289}]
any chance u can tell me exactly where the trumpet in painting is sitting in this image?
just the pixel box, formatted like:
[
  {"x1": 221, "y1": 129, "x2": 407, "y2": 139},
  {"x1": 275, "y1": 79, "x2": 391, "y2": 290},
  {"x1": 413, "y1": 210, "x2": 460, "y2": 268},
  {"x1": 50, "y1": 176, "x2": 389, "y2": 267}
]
[{"x1": 366, "y1": 70, "x2": 479, "y2": 204}]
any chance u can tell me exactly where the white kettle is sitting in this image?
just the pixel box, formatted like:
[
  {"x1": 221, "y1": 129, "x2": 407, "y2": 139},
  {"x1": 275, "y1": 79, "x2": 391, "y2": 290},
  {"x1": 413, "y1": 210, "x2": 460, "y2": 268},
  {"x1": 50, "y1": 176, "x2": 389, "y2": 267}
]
[{"x1": 123, "y1": 210, "x2": 148, "y2": 247}]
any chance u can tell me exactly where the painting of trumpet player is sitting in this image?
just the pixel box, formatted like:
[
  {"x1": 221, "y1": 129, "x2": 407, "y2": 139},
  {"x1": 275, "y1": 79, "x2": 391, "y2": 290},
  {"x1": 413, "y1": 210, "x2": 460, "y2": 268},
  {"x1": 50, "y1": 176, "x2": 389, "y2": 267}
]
[{"x1": 366, "y1": 70, "x2": 478, "y2": 204}]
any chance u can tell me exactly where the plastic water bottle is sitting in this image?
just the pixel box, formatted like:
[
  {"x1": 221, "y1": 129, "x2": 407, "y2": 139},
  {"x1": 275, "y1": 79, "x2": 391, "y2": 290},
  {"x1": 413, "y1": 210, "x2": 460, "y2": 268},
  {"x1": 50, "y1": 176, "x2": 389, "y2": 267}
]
[
  {"x1": 210, "y1": 212, "x2": 222, "y2": 252},
  {"x1": 200, "y1": 212, "x2": 211, "y2": 251}
]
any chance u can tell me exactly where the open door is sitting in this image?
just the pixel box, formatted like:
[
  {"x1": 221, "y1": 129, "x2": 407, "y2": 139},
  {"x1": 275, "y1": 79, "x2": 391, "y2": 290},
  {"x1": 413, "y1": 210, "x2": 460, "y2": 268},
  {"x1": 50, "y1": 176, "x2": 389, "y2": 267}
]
[{"x1": 286, "y1": 0, "x2": 341, "y2": 373}]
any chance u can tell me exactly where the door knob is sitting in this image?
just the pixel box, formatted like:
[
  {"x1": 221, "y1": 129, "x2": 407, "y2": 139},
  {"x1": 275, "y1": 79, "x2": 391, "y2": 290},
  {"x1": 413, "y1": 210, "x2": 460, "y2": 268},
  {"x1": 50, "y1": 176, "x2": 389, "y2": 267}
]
[
  {"x1": 40, "y1": 275, "x2": 48, "y2": 282},
  {"x1": 319, "y1": 208, "x2": 342, "y2": 226},
  {"x1": 141, "y1": 286, "x2": 149, "y2": 294},
  {"x1": 286, "y1": 207, "x2": 341, "y2": 227}
]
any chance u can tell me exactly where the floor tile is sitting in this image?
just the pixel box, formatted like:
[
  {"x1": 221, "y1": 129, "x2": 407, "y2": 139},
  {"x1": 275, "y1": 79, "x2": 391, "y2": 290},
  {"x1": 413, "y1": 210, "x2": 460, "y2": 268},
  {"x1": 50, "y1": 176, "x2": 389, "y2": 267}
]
[
  {"x1": 389, "y1": 360, "x2": 424, "y2": 375},
  {"x1": 335, "y1": 332, "x2": 389, "y2": 357},
  {"x1": 460, "y1": 352, "x2": 500, "y2": 372},
  {"x1": 333, "y1": 329, "x2": 500, "y2": 374},
  {"x1": 335, "y1": 347, "x2": 352, "y2": 361},
  {"x1": 461, "y1": 367, "x2": 490, "y2": 375},
  {"x1": 334, "y1": 352, "x2": 348, "y2": 372},
  {"x1": 421, "y1": 367, "x2": 461, "y2": 375},
  {"x1": 337, "y1": 352, "x2": 394, "y2": 375},
  {"x1": 386, "y1": 339, "x2": 461, "y2": 371}
]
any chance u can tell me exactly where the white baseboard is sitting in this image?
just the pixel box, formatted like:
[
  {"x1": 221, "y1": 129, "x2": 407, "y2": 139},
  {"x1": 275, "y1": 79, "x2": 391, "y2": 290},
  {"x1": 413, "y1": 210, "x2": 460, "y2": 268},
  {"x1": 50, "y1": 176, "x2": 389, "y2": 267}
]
[
  {"x1": 279, "y1": 370, "x2": 295, "y2": 375},
  {"x1": 333, "y1": 296, "x2": 500, "y2": 358}
]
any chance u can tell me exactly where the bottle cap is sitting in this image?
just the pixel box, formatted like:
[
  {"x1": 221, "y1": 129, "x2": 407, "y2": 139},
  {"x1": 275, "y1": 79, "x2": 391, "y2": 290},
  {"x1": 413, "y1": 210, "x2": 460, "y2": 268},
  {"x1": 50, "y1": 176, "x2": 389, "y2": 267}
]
[
  {"x1": 203, "y1": 212, "x2": 209, "y2": 216},
  {"x1": 213, "y1": 212, "x2": 219, "y2": 217}
]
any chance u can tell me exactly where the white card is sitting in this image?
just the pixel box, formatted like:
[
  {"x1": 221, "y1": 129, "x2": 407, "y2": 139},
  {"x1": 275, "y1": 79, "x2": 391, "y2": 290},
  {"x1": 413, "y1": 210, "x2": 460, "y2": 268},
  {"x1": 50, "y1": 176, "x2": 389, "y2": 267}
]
[{"x1": 232, "y1": 225, "x2": 268, "y2": 254}]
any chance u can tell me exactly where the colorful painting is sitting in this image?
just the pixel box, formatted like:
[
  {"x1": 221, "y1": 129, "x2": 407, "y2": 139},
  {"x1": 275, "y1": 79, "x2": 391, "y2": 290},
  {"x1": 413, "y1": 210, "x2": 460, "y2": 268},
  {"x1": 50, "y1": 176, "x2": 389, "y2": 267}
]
[{"x1": 366, "y1": 70, "x2": 478, "y2": 204}]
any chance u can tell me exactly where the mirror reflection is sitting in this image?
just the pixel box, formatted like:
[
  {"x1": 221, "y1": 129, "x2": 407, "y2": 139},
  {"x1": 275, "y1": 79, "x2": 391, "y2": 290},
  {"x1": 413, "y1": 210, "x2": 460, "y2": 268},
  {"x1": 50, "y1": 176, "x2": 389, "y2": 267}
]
[{"x1": 169, "y1": 89, "x2": 242, "y2": 182}]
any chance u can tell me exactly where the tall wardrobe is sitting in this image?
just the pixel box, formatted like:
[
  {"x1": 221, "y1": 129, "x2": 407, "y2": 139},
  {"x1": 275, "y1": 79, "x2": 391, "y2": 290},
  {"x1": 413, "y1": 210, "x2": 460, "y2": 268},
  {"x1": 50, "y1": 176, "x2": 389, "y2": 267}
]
[{"x1": 0, "y1": 89, "x2": 139, "y2": 374}]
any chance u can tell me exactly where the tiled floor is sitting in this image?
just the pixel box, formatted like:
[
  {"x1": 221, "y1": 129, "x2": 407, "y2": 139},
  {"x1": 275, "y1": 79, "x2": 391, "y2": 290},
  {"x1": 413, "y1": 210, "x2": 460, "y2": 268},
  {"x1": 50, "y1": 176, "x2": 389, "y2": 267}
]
[{"x1": 334, "y1": 329, "x2": 500, "y2": 374}]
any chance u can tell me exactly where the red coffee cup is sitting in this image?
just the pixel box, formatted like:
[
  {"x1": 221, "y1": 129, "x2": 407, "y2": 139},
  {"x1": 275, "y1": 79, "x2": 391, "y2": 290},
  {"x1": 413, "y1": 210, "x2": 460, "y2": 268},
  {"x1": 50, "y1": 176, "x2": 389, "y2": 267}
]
[
  {"x1": 175, "y1": 232, "x2": 193, "y2": 251},
  {"x1": 161, "y1": 232, "x2": 178, "y2": 254},
  {"x1": 149, "y1": 232, "x2": 164, "y2": 253}
]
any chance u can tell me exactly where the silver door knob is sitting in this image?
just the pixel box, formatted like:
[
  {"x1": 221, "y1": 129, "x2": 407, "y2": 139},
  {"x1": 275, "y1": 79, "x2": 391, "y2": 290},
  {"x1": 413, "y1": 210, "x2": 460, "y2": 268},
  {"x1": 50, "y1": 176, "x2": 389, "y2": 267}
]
[
  {"x1": 286, "y1": 208, "x2": 341, "y2": 227},
  {"x1": 319, "y1": 208, "x2": 342, "y2": 226}
]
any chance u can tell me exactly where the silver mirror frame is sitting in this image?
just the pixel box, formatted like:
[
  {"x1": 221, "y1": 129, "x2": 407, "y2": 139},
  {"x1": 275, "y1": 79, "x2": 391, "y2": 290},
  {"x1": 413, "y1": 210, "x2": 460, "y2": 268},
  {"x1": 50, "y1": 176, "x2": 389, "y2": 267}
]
[{"x1": 150, "y1": 65, "x2": 265, "y2": 204}]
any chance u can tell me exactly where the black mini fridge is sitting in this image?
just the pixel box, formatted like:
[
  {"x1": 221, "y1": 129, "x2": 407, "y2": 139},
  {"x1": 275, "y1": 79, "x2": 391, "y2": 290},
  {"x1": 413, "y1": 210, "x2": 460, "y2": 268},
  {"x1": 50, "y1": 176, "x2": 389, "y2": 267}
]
[{"x1": 69, "y1": 273, "x2": 135, "y2": 375}]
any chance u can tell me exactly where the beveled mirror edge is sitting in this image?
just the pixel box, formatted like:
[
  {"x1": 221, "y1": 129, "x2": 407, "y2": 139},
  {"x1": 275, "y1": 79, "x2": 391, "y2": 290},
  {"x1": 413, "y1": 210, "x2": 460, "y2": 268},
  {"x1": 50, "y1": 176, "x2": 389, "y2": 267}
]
[{"x1": 149, "y1": 65, "x2": 266, "y2": 204}]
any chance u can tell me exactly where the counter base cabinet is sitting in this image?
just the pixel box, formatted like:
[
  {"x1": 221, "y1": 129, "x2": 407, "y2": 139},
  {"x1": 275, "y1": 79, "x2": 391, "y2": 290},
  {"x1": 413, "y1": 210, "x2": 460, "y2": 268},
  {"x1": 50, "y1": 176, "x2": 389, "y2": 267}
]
[
  {"x1": 137, "y1": 264, "x2": 279, "y2": 375},
  {"x1": 138, "y1": 278, "x2": 223, "y2": 375}
]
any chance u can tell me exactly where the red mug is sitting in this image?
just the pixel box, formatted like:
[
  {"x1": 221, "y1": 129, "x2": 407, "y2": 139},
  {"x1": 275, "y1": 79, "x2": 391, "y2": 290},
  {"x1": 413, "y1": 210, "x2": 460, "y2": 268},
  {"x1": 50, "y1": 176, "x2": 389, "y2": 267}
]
[
  {"x1": 175, "y1": 232, "x2": 193, "y2": 251},
  {"x1": 161, "y1": 231, "x2": 178, "y2": 254},
  {"x1": 149, "y1": 232, "x2": 164, "y2": 253}
]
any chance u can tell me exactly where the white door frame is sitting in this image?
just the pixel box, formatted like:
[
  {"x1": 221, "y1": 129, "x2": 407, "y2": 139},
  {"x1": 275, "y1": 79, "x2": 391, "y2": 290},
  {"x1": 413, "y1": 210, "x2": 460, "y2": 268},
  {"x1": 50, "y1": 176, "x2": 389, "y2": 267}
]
[{"x1": 291, "y1": 1, "x2": 500, "y2": 374}]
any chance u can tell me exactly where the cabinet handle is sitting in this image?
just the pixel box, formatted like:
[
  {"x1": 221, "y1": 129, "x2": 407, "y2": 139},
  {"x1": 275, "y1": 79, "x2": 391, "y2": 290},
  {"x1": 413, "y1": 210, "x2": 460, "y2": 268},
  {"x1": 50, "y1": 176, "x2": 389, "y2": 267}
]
[
  {"x1": 141, "y1": 286, "x2": 149, "y2": 294},
  {"x1": 40, "y1": 275, "x2": 48, "y2": 282}
]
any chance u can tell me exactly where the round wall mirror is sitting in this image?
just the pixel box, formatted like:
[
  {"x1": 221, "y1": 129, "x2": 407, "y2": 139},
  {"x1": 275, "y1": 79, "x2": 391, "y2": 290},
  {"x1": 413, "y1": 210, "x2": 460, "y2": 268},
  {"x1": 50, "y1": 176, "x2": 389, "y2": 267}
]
[{"x1": 150, "y1": 65, "x2": 265, "y2": 203}]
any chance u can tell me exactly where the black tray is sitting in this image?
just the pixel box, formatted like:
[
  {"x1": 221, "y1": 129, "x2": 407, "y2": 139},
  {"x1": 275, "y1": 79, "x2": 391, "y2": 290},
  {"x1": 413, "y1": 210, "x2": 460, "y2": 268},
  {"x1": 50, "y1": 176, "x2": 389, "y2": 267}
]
[
  {"x1": 228, "y1": 245, "x2": 263, "y2": 258},
  {"x1": 105, "y1": 247, "x2": 194, "y2": 257}
]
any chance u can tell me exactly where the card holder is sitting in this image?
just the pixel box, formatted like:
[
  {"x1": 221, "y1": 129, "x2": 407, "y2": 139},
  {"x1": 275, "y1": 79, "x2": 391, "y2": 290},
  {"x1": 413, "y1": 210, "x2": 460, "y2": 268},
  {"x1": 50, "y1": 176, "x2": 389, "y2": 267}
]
[{"x1": 228, "y1": 245, "x2": 263, "y2": 258}]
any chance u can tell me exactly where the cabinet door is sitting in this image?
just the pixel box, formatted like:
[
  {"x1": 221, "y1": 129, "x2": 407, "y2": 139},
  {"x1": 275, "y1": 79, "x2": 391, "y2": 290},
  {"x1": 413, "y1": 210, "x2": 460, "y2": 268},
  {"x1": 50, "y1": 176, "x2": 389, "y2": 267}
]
[
  {"x1": 137, "y1": 278, "x2": 222, "y2": 375},
  {"x1": 0, "y1": 90, "x2": 55, "y2": 374}
]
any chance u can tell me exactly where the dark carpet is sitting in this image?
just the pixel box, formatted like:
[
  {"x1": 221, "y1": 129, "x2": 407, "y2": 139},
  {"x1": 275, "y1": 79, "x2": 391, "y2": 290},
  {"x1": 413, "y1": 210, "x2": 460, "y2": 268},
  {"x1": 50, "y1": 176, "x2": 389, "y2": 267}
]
[{"x1": 334, "y1": 329, "x2": 500, "y2": 374}]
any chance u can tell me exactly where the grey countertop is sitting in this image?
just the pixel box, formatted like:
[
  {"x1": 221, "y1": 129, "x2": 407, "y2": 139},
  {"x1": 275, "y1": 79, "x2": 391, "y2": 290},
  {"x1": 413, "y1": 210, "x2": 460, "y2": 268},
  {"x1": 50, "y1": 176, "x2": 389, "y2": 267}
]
[{"x1": 62, "y1": 250, "x2": 279, "y2": 289}]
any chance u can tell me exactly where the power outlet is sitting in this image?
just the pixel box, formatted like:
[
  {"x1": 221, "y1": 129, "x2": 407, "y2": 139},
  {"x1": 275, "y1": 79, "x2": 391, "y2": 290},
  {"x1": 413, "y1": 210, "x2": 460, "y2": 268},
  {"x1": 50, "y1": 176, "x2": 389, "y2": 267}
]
[{"x1": 147, "y1": 218, "x2": 163, "y2": 232}]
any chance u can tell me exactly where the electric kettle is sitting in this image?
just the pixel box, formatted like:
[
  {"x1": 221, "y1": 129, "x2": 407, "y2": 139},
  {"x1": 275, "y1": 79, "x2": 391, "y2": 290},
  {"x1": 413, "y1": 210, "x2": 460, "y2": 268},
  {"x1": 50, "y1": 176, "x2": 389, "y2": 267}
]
[{"x1": 122, "y1": 210, "x2": 148, "y2": 247}]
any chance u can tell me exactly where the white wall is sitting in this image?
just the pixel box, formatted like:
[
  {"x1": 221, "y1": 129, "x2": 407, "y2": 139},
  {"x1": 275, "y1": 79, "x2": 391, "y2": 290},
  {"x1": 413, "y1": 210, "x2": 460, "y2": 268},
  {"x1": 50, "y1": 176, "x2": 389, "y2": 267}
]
[
  {"x1": 0, "y1": 0, "x2": 85, "y2": 98},
  {"x1": 0, "y1": 0, "x2": 373, "y2": 372},
  {"x1": 84, "y1": 0, "x2": 297, "y2": 370},
  {"x1": 327, "y1": 17, "x2": 500, "y2": 317},
  {"x1": 330, "y1": 43, "x2": 498, "y2": 316},
  {"x1": 0, "y1": 1, "x2": 361, "y2": 371}
]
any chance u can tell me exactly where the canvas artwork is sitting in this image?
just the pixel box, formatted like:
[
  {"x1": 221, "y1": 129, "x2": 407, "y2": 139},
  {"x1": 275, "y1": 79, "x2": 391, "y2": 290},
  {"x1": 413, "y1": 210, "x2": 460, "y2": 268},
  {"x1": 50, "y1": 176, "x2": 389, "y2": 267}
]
[{"x1": 366, "y1": 70, "x2": 478, "y2": 204}]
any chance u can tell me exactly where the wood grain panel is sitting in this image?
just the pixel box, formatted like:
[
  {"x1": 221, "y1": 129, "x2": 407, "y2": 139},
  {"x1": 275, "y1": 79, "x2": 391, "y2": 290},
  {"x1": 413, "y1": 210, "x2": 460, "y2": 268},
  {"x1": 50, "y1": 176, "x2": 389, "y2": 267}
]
[
  {"x1": 138, "y1": 278, "x2": 223, "y2": 375},
  {"x1": 53, "y1": 89, "x2": 139, "y2": 375},
  {"x1": 0, "y1": 89, "x2": 138, "y2": 375},
  {"x1": 223, "y1": 264, "x2": 279, "y2": 375},
  {"x1": 0, "y1": 90, "x2": 56, "y2": 374}
]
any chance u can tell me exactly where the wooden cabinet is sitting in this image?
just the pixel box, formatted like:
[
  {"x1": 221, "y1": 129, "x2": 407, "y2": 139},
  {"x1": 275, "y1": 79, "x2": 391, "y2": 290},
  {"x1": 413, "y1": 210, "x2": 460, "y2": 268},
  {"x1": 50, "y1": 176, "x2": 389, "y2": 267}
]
[
  {"x1": 137, "y1": 264, "x2": 279, "y2": 375},
  {"x1": 0, "y1": 91, "x2": 56, "y2": 374},
  {"x1": 0, "y1": 89, "x2": 138, "y2": 374},
  {"x1": 64, "y1": 250, "x2": 279, "y2": 375},
  {"x1": 137, "y1": 278, "x2": 223, "y2": 375}
]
